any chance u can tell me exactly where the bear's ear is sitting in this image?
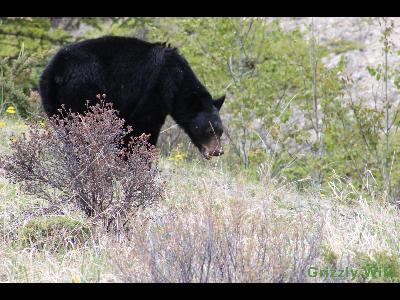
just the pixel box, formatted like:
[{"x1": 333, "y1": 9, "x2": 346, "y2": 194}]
[{"x1": 213, "y1": 95, "x2": 225, "y2": 110}]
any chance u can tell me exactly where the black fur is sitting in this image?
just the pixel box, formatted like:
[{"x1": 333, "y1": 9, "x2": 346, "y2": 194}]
[{"x1": 39, "y1": 36, "x2": 225, "y2": 156}]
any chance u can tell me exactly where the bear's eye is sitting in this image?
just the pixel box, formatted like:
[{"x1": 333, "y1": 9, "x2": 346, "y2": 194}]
[{"x1": 206, "y1": 128, "x2": 214, "y2": 136}]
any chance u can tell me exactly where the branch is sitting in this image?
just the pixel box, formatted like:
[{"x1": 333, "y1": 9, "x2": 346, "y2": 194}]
[{"x1": 0, "y1": 28, "x2": 71, "y2": 45}]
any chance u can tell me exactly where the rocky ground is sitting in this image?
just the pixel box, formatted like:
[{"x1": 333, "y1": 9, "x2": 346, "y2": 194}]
[{"x1": 279, "y1": 17, "x2": 400, "y2": 103}]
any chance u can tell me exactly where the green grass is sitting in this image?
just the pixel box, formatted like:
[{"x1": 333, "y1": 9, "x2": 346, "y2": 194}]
[
  {"x1": 324, "y1": 38, "x2": 365, "y2": 54},
  {"x1": 0, "y1": 116, "x2": 29, "y2": 153}
]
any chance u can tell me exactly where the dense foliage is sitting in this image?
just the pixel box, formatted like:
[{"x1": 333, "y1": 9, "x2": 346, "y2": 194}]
[{"x1": 2, "y1": 17, "x2": 400, "y2": 201}]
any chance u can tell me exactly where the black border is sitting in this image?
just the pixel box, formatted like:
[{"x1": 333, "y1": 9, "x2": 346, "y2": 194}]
[{"x1": 2, "y1": 0, "x2": 400, "y2": 17}]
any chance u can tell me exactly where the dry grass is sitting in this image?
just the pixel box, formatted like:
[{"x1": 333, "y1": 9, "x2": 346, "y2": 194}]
[
  {"x1": 1, "y1": 118, "x2": 400, "y2": 282},
  {"x1": 109, "y1": 161, "x2": 323, "y2": 282}
]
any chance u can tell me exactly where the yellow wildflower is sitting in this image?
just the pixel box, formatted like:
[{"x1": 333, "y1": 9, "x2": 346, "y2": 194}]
[
  {"x1": 0, "y1": 121, "x2": 6, "y2": 127},
  {"x1": 175, "y1": 153, "x2": 184, "y2": 161},
  {"x1": 17, "y1": 122, "x2": 28, "y2": 129},
  {"x1": 71, "y1": 274, "x2": 81, "y2": 283},
  {"x1": 168, "y1": 149, "x2": 185, "y2": 162},
  {"x1": 6, "y1": 106, "x2": 16, "y2": 114}
]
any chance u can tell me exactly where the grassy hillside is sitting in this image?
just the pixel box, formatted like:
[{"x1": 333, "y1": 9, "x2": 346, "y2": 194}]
[{"x1": 1, "y1": 117, "x2": 400, "y2": 283}]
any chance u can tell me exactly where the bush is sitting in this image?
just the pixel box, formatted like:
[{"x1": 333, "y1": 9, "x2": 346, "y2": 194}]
[
  {"x1": 354, "y1": 250, "x2": 400, "y2": 282},
  {"x1": 19, "y1": 215, "x2": 90, "y2": 251},
  {"x1": 0, "y1": 97, "x2": 163, "y2": 233},
  {"x1": 110, "y1": 186, "x2": 323, "y2": 283},
  {"x1": 0, "y1": 53, "x2": 45, "y2": 118}
]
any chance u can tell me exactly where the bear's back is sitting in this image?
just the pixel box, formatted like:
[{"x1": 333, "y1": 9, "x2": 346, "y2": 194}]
[{"x1": 60, "y1": 36, "x2": 157, "y2": 64}]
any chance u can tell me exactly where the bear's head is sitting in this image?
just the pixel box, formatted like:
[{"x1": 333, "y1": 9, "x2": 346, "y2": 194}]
[{"x1": 184, "y1": 95, "x2": 226, "y2": 160}]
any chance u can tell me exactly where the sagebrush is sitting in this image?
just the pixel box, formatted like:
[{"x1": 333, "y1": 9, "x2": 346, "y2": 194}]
[{"x1": 0, "y1": 98, "x2": 162, "y2": 233}]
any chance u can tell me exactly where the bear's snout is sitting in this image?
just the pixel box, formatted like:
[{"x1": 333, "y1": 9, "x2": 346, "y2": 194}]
[
  {"x1": 200, "y1": 137, "x2": 224, "y2": 159},
  {"x1": 212, "y1": 147, "x2": 224, "y2": 156}
]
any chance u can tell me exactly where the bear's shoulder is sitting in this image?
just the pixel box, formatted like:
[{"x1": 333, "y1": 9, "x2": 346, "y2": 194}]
[{"x1": 61, "y1": 36, "x2": 157, "y2": 54}]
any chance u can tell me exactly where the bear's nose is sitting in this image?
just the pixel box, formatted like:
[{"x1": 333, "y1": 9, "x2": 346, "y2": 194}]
[{"x1": 213, "y1": 148, "x2": 224, "y2": 156}]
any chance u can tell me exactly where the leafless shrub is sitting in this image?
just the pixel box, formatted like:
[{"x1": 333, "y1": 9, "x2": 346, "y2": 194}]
[
  {"x1": 110, "y1": 190, "x2": 323, "y2": 282},
  {"x1": 0, "y1": 97, "x2": 162, "y2": 233}
]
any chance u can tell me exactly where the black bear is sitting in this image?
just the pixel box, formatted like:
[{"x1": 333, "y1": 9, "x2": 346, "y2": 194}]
[{"x1": 39, "y1": 36, "x2": 225, "y2": 159}]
